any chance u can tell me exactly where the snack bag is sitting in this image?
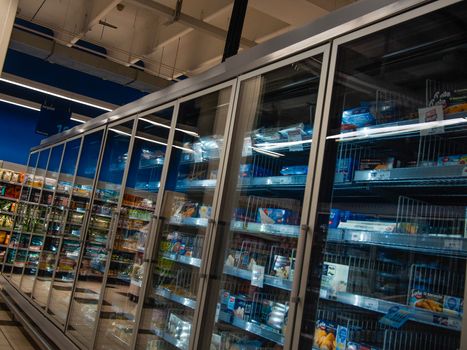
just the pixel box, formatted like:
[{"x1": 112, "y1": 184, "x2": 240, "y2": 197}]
[{"x1": 313, "y1": 320, "x2": 336, "y2": 350}]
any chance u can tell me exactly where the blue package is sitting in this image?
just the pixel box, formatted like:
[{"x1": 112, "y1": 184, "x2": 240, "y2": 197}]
[
  {"x1": 341, "y1": 107, "x2": 376, "y2": 131},
  {"x1": 280, "y1": 165, "x2": 308, "y2": 176},
  {"x1": 335, "y1": 157, "x2": 354, "y2": 182},
  {"x1": 329, "y1": 209, "x2": 341, "y2": 228},
  {"x1": 257, "y1": 208, "x2": 288, "y2": 225}
]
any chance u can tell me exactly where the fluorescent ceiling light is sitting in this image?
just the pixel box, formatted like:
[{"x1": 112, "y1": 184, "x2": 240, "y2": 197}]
[
  {"x1": 111, "y1": 127, "x2": 193, "y2": 153},
  {"x1": 109, "y1": 128, "x2": 132, "y2": 136},
  {"x1": 327, "y1": 117, "x2": 467, "y2": 142},
  {"x1": 135, "y1": 135, "x2": 167, "y2": 147},
  {"x1": 0, "y1": 98, "x2": 40, "y2": 111},
  {"x1": 139, "y1": 117, "x2": 199, "y2": 137},
  {"x1": 0, "y1": 77, "x2": 112, "y2": 112},
  {"x1": 70, "y1": 117, "x2": 86, "y2": 123}
]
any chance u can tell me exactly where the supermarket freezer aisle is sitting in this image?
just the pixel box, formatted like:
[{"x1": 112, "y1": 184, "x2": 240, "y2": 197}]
[{"x1": 0, "y1": 291, "x2": 39, "y2": 350}]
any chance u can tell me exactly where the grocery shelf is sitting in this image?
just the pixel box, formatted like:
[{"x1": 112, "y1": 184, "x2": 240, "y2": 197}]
[
  {"x1": 0, "y1": 195, "x2": 18, "y2": 201},
  {"x1": 231, "y1": 220, "x2": 300, "y2": 238},
  {"x1": 176, "y1": 179, "x2": 217, "y2": 191},
  {"x1": 327, "y1": 228, "x2": 467, "y2": 256},
  {"x1": 239, "y1": 175, "x2": 307, "y2": 188},
  {"x1": 218, "y1": 310, "x2": 284, "y2": 345},
  {"x1": 93, "y1": 212, "x2": 112, "y2": 219},
  {"x1": 353, "y1": 165, "x2": 467, "y2": 183},
  {"x1": 168, "y1": 217, "x2": 208, "y2": 228},
  {"x1": 155, "y1": 287, "x2": 197, "y2": 310},
  {"x1": 110, "y1": 260, "x2": 132, "y2": 265},
  {"x1": 162, "y1": 252, "x2": 201, "y2": 268},
  {"x1": 320, "y1": 290, "x2": 462, "y2": 332},
  {"x1": 0, "y1": 179, "x2": 22, "y2": 186},
  {"x1": 122, "y1": 203, "x2": 154, "y2": 211},
  {"x1": 151, "y1": 327, "x2": 188, "y2": 350},
  {"x1": 128, "y1": 216, "x2": 151, "y2": 222},
  {"x1": 223, "y1": 265, "x2": 292, "y2": 291}
]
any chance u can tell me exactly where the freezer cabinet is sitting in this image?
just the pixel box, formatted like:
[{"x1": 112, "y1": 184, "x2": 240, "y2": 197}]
[{"x1": 298, "y1": 2, "x2": 467, "y2": 350}]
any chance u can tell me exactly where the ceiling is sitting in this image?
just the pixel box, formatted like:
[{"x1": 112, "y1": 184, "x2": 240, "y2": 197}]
[{"x1": 15, "y1": 0, "x2": 358, "y2": 84}]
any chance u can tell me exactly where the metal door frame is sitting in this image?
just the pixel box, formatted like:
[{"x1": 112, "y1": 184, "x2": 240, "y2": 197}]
[
  {"x1": 61, "y1": 124, "x2": 108, "y2": 347},
  {"x1": 9, "y1": 149, "x2": 42, "y2": 287},
  {"x1": 192, "y1": 43, "x2": 331, "y2": 350},
  {"x1": 30, "y1": 141, "x2": 67, "y2": 304},
  {"x1": 44, "y1": 133, "x2": 86, "y2": 329},
  {"x1": 89, "y1": 115, "x2": 139, "y2": 349},
  {"x1": 291, "y1": 0, "x2": 465, "y2": 349},
  {"x1": 126, "y1": 101, "x2": 179, "y2": 350}
]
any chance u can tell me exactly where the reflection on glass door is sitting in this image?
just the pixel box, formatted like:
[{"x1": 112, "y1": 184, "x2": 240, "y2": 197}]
[
  {"x1": 135, "y1": 86, "x2": 233, "y2": 350},
  {"x1": 94, "y1": 107, "x2": 173, "y2": 350},
  {"x1": 3, "y1": 151, "x2": 39, "y2": 278},
  {"x1": 47, "y1": 132, "x2": 102, "y2": 326},
  {"x1": 31, "y1": 143, "x2": 65, "y2": 307},
  {"x1": 67, "y1": 120, "x2": 135, "y2": 348},
  {"x1": 14, "y1": 148, "x2": 50, "y2": 290},
  {"x1": 203, "y1": 54, "x2": 325, "y2": 349},
  {"x1": 300, "y1": 3, "x2": 467, "y2": 350}
]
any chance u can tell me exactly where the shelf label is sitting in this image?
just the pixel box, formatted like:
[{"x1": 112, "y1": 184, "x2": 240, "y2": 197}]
[
  {"x1": 363, "y1": 298, "x2": 379, "y2": 311},
  {"x1": 193, "y1": 143, "x2": 203, "y2": 163},
  {"x1": 287, "y1": 130, "x2": 303, "y2": 152},
  {"x1": 251, "y1": 264, "x2": 265, "y2": 288},
  {"x1": 418, "y1": 105, "x2": 444, "y2": 136},
  {"x1": 242, "y1": 137, "x2": 252, "y2": 157},
  {"x1": 444, "y1": 239, "x2": 463, "y2": 250},
  {"x1": 370, "y1": 170, "x2": 390, "y2": 180}
]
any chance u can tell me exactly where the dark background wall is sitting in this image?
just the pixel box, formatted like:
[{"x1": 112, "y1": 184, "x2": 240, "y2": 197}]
[{"x1": 0, "y1": 49, "x2": 147, "y2": 166}]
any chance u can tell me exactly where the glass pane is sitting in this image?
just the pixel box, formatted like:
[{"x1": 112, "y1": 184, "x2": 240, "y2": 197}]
[
  {"x1": 0, "y1": 159, "x2": 24, "y2": 268},
  {"x1": 31, "y1": 143, "x2": 65, "y2": 307},
  {"x1": 301, "y1": 3, "x2": 467, "y2": 350},
  {"x1": 47, "y1": 132, "x2": 103, "y2": 326},
  {"x1": 95, "y1": 107, "x2": 173, "y2": 350},
  {"x1": 204, "y1": 55, "x2": 323, "y2": 349},
  {"x1": 4, "y1": 152, "x2": 38, "y2": 278},
  {"x1": 68, "y1": 120, "x2": 134, "y2": 348},
  {"x1": 43, "y1": 139, "x2": 82, "y2": 313},
  {"x1": 136, "y1": 87, "x2": 232, "y2": 350},
  {"x1": 16, "y1": 148, "x2": 50, "y2": 294}
]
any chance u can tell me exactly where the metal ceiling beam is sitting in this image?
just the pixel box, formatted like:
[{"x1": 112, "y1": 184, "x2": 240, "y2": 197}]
[
  {"x1": 67, "y1": 0, "x2": 123, "y2": 46},
  {"x1": 126, "y1": 0, "x2": 256, "y2": 48},
  {"x1": 305, "y1": 0, "x2": 355, "y2": 12}
]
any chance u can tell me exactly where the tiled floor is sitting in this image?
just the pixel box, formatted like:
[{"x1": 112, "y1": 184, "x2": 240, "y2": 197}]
[{"x1": 0, "y1": 295, "x2": 40, "y2": 350}]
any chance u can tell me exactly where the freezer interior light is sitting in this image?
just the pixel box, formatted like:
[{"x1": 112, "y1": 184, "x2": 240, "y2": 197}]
[{"x1": 328, "y1": 117, "x2": 467, "y2": 142}]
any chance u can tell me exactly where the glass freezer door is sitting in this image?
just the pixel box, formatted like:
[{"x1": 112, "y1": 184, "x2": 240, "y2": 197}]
[
  {"x1": 3, "y1": 151, "x2": 38, "y2": 278},
  {"x1": 47, "y1": 132, "x2": 102, "y2": 327},
  {"x1": 16, "y1": 147, "x2": 50, "y2": 291},
  {"x1": 67, "y1": 120, "x2": 135, "y2": 348},
  {"x1": 94, "y1": 107, "x2": 173, "y2": 350},
  {"x1": 135, "y1": 86, "x2": 233, "y2": 350},
  {"x1": 31, "y1": 143, "x2": 65, "y2": 307},
  {"x1": 206, "y1": 53, "x2": 326, "y2": 349},
  {"x1": 299, "y1": 3, "x2": 467, "y2": 350}
]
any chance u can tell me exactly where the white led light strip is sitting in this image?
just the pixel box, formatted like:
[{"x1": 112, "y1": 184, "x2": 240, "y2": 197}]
[
  {"x1": 0, "y1": 77, "x2": 113, "y2": 112},
  {"x1": 0, "y1": 98, "x2": 40, "y2": 112}
]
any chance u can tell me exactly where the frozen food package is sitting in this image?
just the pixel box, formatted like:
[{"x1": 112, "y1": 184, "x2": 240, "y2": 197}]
[
  {"x1": 280, "y1": 165, "x2": 308, "y2": 176},
  {"x1": 341, "y1": 106, "x2": 376, "y2": 131},
  {"x1": 321, "y1": 262, "x2": 349, "y2": 297},
  {"x1": 313, "y1": 320, "x2": 336, "y2": 350},
  {"x1": 257, "y1": 208, "x2": 288, "y2": 225}
]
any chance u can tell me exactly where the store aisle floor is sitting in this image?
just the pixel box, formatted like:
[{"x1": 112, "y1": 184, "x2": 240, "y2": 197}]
[{"x1": 0, "y1": 294, "x2": 39, "y2": 350}]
